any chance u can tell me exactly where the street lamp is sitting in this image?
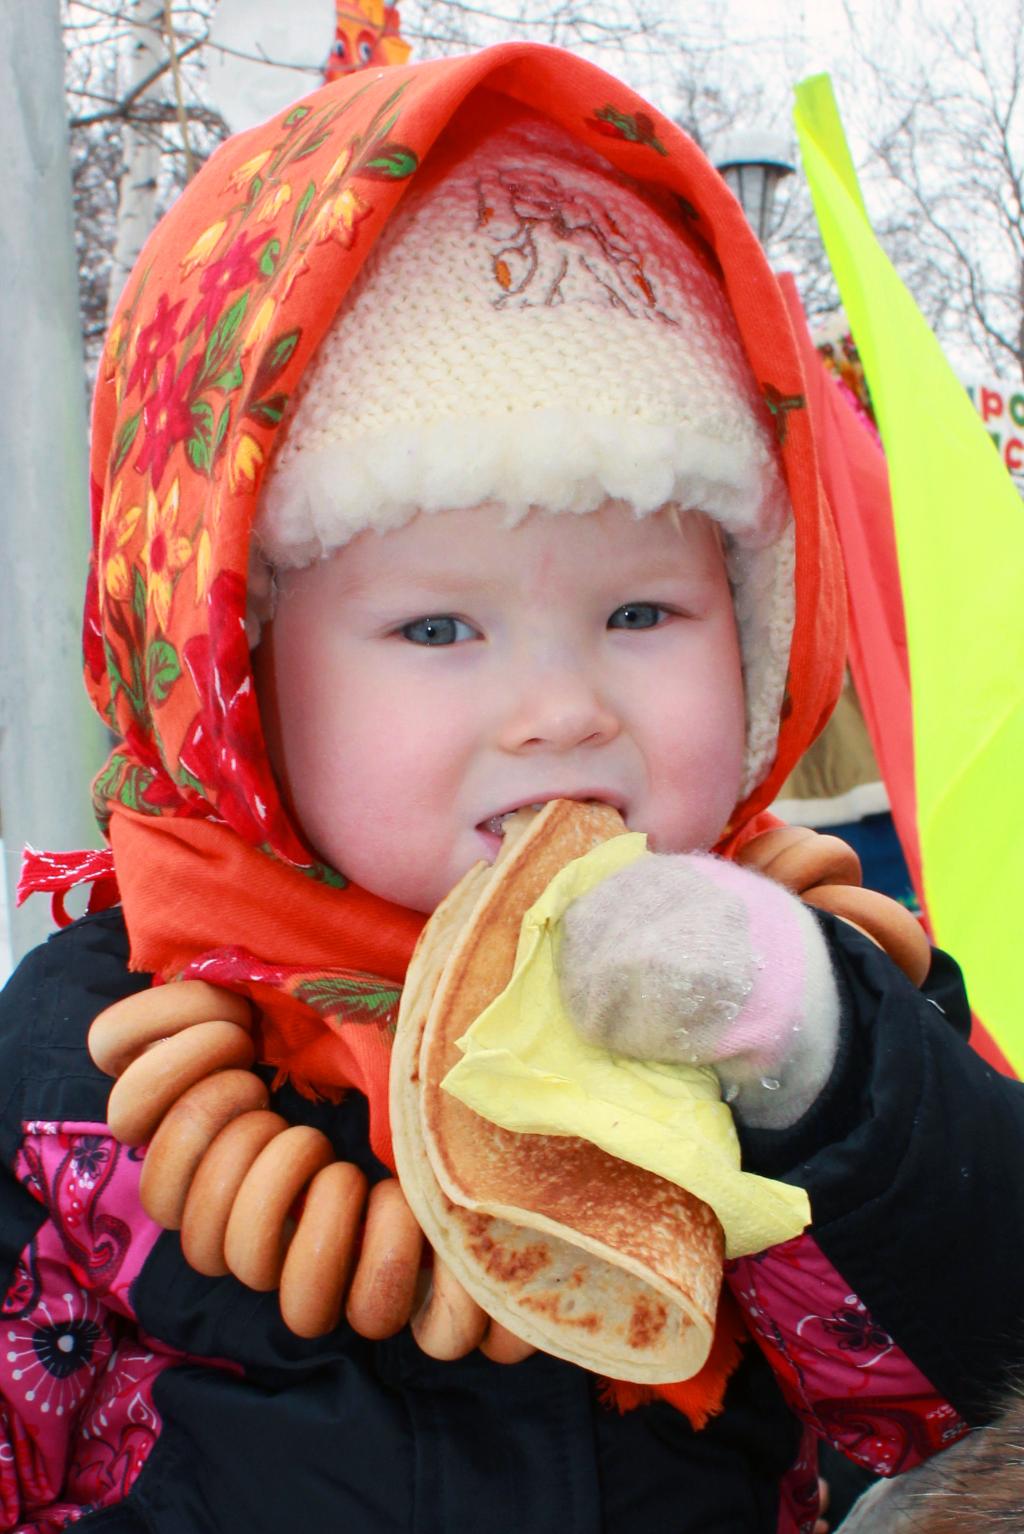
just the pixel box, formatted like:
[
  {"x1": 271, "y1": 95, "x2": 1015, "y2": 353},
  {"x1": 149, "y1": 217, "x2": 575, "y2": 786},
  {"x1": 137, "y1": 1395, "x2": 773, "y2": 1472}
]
[{"x1": 713, "y1": 131, "x2": 795, "y2": 246}]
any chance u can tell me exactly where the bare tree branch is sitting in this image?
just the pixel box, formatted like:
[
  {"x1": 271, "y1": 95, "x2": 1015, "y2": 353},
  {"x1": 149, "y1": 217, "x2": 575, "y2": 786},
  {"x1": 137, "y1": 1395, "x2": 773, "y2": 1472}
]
[
  {"x1": 68, "y1": 34, "x2": 201, "y2": 125},
  {"x1": 163, "y1": 0, "x2": 196, "y2": 177}
]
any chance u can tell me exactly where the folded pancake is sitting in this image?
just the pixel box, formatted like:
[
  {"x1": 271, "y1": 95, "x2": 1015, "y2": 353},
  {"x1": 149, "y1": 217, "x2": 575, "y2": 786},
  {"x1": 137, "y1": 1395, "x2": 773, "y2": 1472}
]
[{"x1": 389, "y1": 799, "x2": 724, "y2": 1383}]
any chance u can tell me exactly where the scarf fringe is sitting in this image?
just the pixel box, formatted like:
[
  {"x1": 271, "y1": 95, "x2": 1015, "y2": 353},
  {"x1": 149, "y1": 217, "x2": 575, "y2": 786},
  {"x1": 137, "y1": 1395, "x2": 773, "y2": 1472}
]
[{"x1": 17, "y1": 845, "x2": 121, "y2": 928}]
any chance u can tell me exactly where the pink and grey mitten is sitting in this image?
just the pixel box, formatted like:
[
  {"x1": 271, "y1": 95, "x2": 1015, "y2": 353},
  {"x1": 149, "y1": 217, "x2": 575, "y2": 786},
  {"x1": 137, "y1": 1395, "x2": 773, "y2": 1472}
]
[{"x1": 556, "y1": 853, "x2": 841, "y2": 1129}]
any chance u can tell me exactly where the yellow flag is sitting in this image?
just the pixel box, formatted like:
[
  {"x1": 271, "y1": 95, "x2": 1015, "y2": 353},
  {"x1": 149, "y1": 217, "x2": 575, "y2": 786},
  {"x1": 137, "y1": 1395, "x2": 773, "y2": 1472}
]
[{"x1": 793, "y1": 75, "x2": 1024, "y2": 1068}]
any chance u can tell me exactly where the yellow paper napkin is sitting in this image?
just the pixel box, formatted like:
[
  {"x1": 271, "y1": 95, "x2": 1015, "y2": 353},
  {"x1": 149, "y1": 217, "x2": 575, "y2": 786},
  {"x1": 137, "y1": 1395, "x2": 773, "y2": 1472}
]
[{"x1": 441, "y1": 835, "x2": 811, "y2": 1259}]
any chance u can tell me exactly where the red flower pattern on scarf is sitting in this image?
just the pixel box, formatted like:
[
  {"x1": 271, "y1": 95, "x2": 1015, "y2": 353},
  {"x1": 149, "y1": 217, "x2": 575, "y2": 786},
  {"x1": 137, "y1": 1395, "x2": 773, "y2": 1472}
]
[
  {"x1": 187, "y1": 230, "x2": 268, "y2": 336},
  {"x1": 126, "y1": 293, "x2": 185, "y2": 397},
  {"x1": 179, "y1": 571, "x2": 308, "y2": 861},
  {"x1": 134, "y1": 355, "x2": 201, "y2": 486}
]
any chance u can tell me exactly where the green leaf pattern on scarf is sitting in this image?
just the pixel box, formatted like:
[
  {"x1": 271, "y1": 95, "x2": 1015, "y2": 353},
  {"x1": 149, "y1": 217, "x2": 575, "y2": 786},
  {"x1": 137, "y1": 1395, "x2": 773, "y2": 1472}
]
[{"x1": 292, "y1": 973, "x2": 402, "y2": 1029}]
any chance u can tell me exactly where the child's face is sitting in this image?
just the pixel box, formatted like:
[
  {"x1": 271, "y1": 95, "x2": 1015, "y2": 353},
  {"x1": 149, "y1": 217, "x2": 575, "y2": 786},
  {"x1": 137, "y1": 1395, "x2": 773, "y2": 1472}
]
[{"x1": 255, "y1": 500, "x2": 746, "y2": 912}]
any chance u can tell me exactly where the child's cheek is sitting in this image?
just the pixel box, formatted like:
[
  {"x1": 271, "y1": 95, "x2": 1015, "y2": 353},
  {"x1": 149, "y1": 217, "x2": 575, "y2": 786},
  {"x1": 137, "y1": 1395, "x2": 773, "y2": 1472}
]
[
  {"x1": 288, "y1": 668, "x2": 467, "y2": 905},
  {"x1": 641, "y1": 650, "x2": 746, "y2": 853}
]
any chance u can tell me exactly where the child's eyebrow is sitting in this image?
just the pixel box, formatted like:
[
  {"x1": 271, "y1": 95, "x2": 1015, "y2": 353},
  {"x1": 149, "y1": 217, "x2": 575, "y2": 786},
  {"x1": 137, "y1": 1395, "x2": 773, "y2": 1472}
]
[
  {"x1": 352, "y1": 568, "x2": 505, "y2": 599},
  {"x1": 336, "y1": 552, "x2": 722, "y2": 601}
]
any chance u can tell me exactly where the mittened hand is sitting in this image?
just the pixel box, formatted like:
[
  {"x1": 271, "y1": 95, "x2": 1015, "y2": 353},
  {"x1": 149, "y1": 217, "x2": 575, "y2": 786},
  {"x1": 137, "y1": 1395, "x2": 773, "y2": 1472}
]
[{"x1": 555, "y1": 853, "x2": 841, "y2": 1129}]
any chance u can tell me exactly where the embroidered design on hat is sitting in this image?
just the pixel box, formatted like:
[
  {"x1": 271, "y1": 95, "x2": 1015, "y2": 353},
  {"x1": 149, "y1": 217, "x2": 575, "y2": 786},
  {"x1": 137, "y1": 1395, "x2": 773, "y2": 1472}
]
[{"x1": 478, "y1": 167, "x2": 675, "y2": 322}]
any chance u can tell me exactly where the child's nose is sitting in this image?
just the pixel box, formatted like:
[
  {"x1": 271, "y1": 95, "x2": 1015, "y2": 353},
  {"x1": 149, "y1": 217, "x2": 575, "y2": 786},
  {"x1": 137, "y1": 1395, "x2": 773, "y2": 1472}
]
[{"x1": 497, "y1": 668, "x2": 621, "y2": 754}]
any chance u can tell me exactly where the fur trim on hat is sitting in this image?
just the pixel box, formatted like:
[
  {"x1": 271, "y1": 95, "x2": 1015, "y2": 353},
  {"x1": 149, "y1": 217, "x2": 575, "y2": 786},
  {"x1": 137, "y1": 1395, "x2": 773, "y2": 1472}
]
[{"x1": 258, "y1": 408, "x2": 785, "y2": 572}]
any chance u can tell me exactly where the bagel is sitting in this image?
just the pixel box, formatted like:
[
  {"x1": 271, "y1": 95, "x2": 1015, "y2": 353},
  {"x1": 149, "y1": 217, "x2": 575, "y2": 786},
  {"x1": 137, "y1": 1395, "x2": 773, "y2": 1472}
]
[
  {"x1": 280, "y1": 1160, "x2": 368, "y2": 1338},
  {"x1": 224, "y1": 1124, "x2": 335, "y2": 1290},
  {"x1": 801, "y1": 882, "x2": 932, "y2": 986},
  {"x1": 345, "y1": 1177, "x2": 424, "y2": 1340},
  {"x1": 181, "y1": 1110, "x2": 289, "y2": 1276},
  {"x1": 747, "y1": 831, "x2": 862, "y2": 893},
  {"x1": 478, "y1": 1317, "x2": 538, "y2": 1365},
  {"x1": 89, "y1": 980, "x2": 252, "y2": 1078},
  {"x1": 106, "y1": 1020, "x2": 256, "y2": 1146},
  {"x1": 139, "y1": 1068, "x2": 270, "y2": 1229},
  {"x1": 411, "y1": 1251, "x2": 490, "y2": 1361}
]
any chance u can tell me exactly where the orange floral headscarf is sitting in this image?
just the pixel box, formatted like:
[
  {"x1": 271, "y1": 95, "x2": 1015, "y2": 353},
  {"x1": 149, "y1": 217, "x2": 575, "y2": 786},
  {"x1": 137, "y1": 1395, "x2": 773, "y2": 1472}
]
[{"x1": 82, "y1": 43, "x2": 846, "y2": 1173}]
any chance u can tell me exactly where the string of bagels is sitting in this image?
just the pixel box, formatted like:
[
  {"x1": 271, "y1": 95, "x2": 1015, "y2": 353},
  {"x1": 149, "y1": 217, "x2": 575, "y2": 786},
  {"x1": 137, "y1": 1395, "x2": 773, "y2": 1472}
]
[{"x1": 88, "y1": 823, "x2": 930, "y2": 1358}]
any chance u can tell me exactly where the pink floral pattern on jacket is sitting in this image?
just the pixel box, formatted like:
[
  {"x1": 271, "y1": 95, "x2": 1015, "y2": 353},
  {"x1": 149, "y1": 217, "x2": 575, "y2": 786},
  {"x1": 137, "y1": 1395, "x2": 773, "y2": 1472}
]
[
  {"x1": 1, "y1": 1124, "x2": 174, "y2": 1531},
  {"x1": 727, "y1": 1233, "x2": 969, "y2": 1533}
]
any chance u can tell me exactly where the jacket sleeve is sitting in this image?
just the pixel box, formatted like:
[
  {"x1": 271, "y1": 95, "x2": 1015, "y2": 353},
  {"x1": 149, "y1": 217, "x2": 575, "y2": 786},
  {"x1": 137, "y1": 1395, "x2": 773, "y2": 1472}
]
[
  {"x1": 0, "y1": 914, "x2": 174, "y2": 1530},
  {"x1": 724, "y1": 913, "x2": 1024, "y2": 1475}
]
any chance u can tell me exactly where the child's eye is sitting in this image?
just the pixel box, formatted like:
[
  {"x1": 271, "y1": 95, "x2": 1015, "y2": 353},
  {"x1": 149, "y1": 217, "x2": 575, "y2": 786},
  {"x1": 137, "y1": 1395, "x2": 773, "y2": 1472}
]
[
  {"x1": 399, "y1": 615, "x2": 478, "y2": 646},
  {"x1": 607, "y1": 603, "x2": 671, "y2": 630}
]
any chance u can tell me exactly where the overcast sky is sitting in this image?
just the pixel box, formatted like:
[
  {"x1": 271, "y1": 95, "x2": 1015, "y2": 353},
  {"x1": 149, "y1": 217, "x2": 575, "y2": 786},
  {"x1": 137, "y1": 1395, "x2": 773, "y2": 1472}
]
[{"x1": 207, "y1": 0, "x2": 966, "y2": 181}]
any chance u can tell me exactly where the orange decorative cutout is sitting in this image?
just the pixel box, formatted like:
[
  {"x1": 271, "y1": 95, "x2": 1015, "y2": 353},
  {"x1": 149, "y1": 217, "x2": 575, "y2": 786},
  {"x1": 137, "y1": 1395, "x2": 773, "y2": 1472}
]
[{"x1": 324, "y1": 1, "x2": 411, "y2": 80}]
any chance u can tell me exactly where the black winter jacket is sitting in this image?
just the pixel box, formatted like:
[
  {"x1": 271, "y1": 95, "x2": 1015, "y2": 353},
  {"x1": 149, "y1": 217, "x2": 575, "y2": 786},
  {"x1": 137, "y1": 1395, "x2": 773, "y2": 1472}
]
[{"x1": 0, "y1": 908, "x2": 1021, "y2": 1534}]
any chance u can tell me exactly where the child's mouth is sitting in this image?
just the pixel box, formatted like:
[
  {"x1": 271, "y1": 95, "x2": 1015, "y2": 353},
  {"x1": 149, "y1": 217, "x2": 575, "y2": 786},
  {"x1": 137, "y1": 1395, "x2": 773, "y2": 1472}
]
[
  {"x1": 476, "y1": 797, "x2": 620, "y2": 841},
  {"x1": 478, "y1": 803, "x2": 551, "y2": 837}
]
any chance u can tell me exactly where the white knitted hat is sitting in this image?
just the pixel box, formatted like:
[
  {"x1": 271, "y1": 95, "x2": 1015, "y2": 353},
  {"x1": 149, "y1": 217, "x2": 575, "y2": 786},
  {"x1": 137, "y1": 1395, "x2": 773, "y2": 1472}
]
[{"x1": 252, "y1": 111, "x2": 795, "y2": 796}]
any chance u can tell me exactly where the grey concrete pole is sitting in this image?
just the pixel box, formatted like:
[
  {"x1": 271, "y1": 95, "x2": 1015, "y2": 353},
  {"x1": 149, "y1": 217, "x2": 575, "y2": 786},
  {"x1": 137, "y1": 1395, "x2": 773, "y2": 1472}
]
[{"x1": 0, "y1": 0, "x2": 110, "y2": 962}]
